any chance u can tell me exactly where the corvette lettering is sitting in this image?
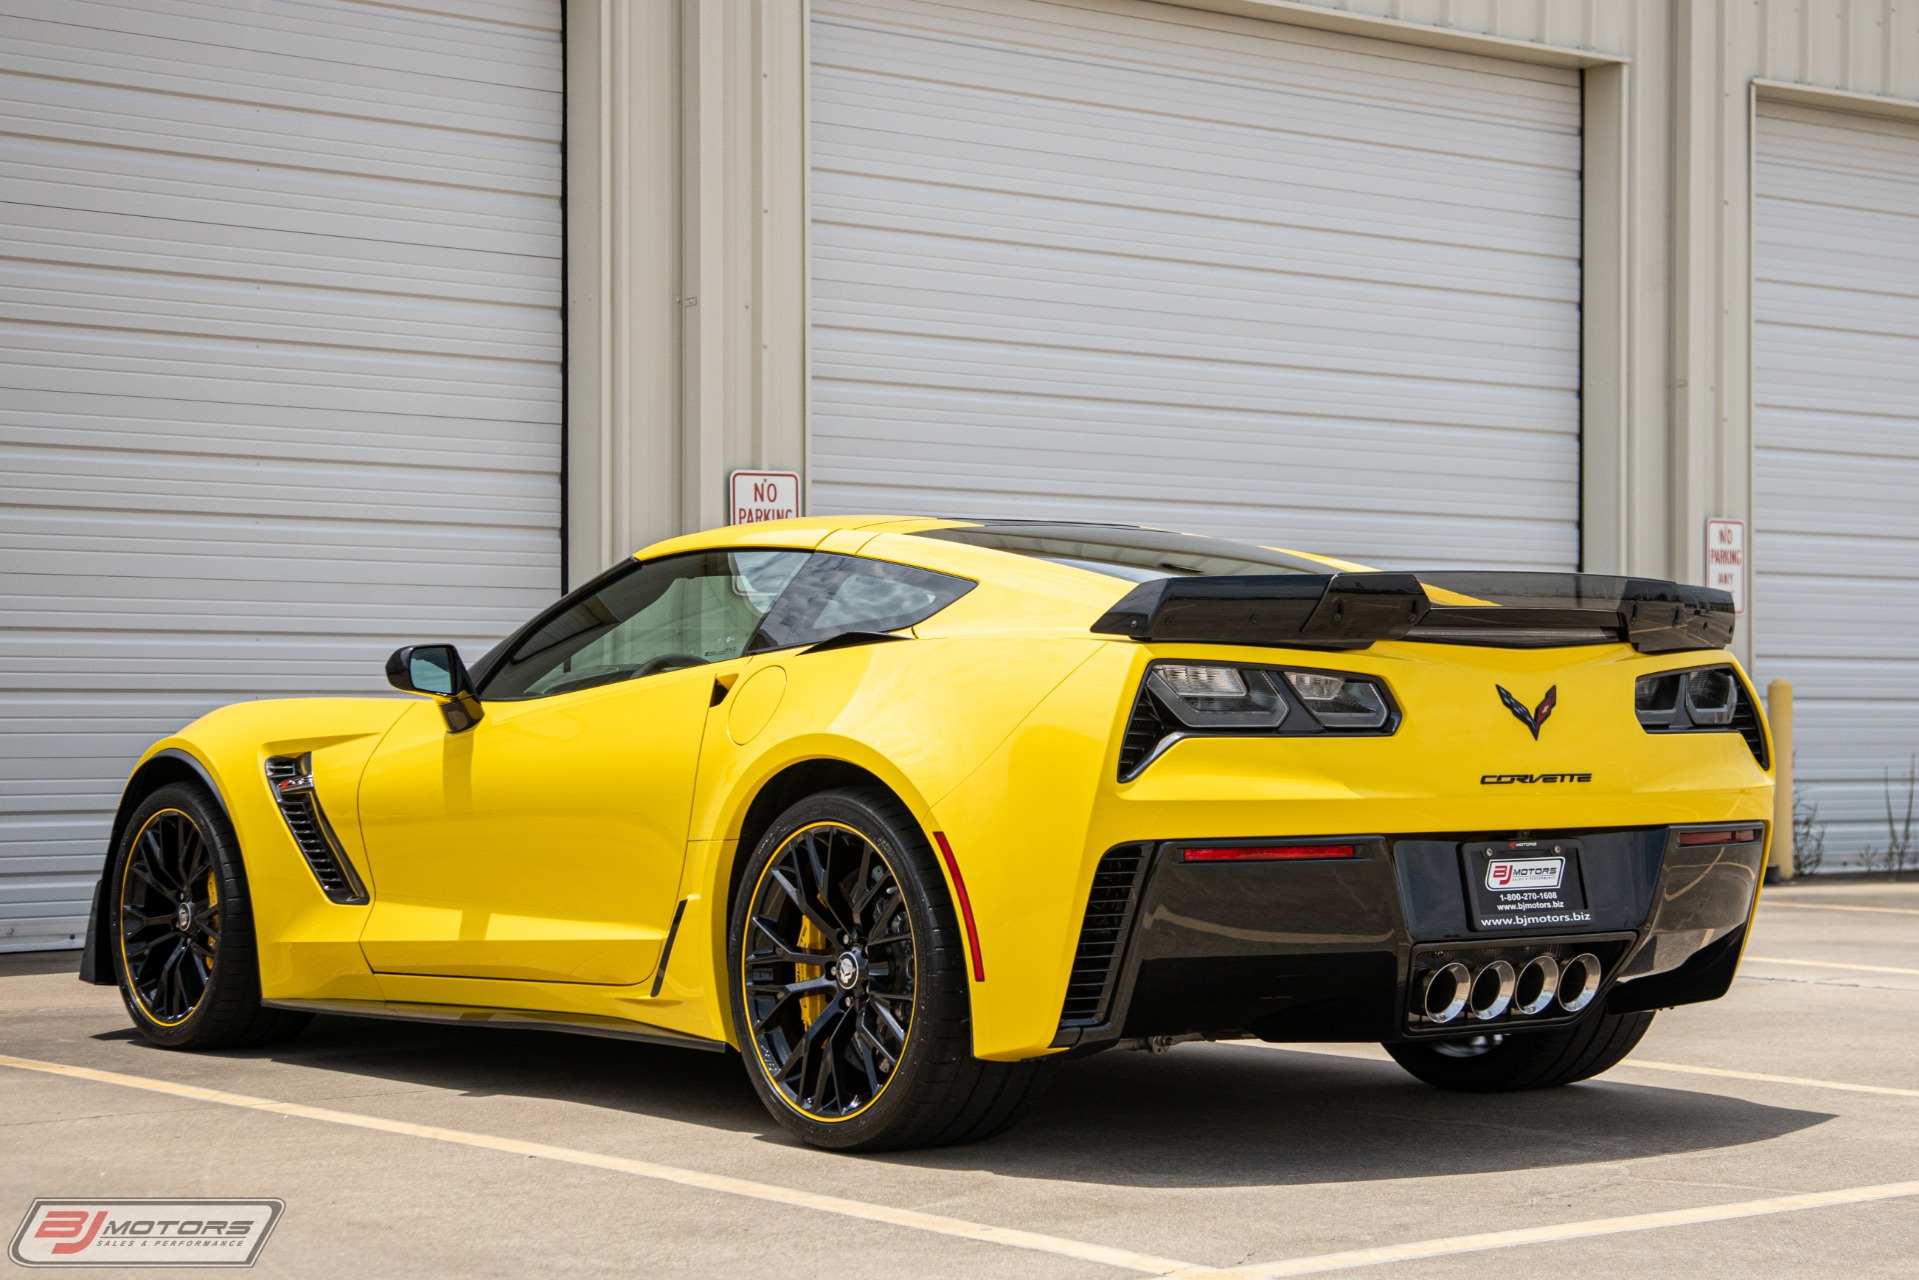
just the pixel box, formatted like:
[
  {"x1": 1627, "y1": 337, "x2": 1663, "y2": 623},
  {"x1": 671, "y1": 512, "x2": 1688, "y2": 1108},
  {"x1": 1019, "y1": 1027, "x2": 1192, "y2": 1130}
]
[{"x1": 1480, "y1": 772, "x2": 1593, "y2": 784}]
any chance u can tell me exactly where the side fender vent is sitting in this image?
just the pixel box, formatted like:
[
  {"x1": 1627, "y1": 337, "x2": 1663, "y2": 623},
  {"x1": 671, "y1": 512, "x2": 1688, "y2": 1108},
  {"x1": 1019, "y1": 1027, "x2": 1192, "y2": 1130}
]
[
  {"x1": 1057, "y1": 844, "x2": 1151, "y2": 1029},
  {"x1": 264, "y1": 754, "x2": 369, "y2": 905}
]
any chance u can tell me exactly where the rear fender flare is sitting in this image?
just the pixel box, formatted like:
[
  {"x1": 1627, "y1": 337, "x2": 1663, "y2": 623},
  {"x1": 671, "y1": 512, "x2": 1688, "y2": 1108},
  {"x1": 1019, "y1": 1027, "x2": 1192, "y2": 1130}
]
[{"x1": 692, "y1": 737, "x2": 950, "y2": 1045}]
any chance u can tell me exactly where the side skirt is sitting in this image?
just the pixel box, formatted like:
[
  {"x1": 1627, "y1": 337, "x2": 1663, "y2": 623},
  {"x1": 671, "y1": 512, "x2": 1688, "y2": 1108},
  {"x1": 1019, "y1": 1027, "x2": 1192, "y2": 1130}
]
[{"x1": 262, "y1": 998, "x2": 727, "y2": 1052}]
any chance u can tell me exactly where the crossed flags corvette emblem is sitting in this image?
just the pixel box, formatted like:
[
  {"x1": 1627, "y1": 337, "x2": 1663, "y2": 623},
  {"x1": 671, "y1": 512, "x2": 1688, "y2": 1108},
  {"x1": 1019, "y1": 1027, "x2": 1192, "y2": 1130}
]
[{"x1": 1496, "y1": 685, "x2": 1557, "y2": 740}]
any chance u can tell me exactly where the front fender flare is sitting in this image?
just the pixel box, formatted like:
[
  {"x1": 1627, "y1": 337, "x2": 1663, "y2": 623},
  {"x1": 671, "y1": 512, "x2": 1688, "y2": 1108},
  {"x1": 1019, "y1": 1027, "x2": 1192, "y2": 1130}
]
[{"x1": 81, "y1": 744, "x2": 233, "y2": 984}]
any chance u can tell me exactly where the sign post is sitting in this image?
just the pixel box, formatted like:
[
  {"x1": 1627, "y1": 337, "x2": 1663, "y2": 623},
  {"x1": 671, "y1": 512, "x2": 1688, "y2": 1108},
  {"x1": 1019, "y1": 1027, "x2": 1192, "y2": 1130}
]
[
  {"x1": 1705, "y1": 517, "x2": 1745, "y2": 614},
  {"x1": 728, "y1": 470, "x2": 801, "y2": 526}
]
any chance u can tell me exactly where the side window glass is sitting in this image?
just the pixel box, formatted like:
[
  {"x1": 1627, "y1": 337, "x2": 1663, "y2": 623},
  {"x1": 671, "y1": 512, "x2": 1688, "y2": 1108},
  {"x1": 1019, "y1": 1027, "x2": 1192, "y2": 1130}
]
[
  {"x1": 751, "y1": 555, "x2": 973, "y2": 651},
  {"x1": 483, "y1": 550, "x2": 809, "y2": 699}
]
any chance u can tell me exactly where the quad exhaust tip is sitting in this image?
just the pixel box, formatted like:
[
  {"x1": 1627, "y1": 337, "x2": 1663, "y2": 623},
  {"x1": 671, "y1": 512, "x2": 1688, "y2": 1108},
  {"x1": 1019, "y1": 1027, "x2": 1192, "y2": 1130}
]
[
  {"x1": 1421, "y1": 951, "x2": 1603, "y2": 1024},
  {"x1": 1513, "y1": 954, "x2": 1560, "y2": 1016},
  {"x1": 1421, "y1": 962, "x2": 1472, "y2": 1024},
  {"x1": 1468, "y1": 959, "x2": 1516, "y2": 1021},
  {"x1": 1557, "y1": 952, "x2": 1602, "y2": 1013}
]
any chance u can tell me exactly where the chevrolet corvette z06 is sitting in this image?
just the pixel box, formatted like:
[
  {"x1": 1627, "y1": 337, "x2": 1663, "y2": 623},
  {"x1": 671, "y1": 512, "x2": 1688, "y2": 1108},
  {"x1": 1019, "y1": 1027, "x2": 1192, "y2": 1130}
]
[{"x1": 84, "y1": 516, "x2": 1771, "y2": 1150}]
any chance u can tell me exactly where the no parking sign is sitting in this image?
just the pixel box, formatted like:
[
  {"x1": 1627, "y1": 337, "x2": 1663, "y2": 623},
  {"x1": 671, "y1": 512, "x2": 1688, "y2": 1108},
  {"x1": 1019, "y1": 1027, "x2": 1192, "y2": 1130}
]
[
  {"x1": 1705, "y1": 517, "x2": 1745, "y2": 614},
  {"x1": 729, "y1": 470, "x2": 801, "y2": 525}
]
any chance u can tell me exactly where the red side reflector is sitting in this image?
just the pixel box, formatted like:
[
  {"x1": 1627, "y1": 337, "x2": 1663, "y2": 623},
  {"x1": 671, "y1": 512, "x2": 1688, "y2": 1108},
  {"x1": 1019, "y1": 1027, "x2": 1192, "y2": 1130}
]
[
  {"x1": 1182, "y1": 844, "x2": 1357, "y2": 863},
  {"x1": 1678, "y1": 828, "x2": 1760, "y2": 846},
  {"x1": 931, "y1": 832, "x2": 985, "y2": 982}
]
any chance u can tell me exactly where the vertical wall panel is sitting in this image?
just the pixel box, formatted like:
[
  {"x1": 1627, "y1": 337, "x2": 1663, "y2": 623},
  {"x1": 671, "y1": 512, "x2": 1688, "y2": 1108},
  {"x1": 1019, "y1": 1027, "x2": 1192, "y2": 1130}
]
[
  {"x1": 1753, "y1": 100, "x2": 1919, "y2": 866},
  {"x1": 808, "y1": 0, "x2": 1583, "y2": 570},
  {"x1": 0, "y1": 0, "x2": 564, "y2": 948}
]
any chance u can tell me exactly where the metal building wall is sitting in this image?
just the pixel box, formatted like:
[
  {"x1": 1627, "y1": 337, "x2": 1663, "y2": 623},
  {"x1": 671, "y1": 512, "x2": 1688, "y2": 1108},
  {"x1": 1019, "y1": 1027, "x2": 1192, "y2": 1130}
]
[
  {"x1": 806, "y1": 0, "x2": 1585, "y2": 570},
  {"x1": 1752, "y1": 100, "x2": 1919, "y2": 865},
  {"x1": 561, "y1": 0, "x2": 1919, "y2": 860},
  {"x1": 0, "y1": 0, "x2": 565, "y2": 948},
  {"x1": 566, "y1": 0, "x2": 1919, "y2": 578}
]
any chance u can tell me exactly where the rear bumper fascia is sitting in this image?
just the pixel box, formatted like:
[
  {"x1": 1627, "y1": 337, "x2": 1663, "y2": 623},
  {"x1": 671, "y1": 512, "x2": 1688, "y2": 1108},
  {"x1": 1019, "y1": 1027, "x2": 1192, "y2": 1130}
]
[{"x1": 1050, "y1": 824, "x2": 1765, "y2": 1050}]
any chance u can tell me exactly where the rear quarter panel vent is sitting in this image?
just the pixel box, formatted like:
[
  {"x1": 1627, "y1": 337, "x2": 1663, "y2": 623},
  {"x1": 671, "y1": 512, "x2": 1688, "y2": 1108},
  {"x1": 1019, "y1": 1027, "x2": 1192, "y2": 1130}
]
[
  {"x1": 1058, "y1": 844, "x2": 1152, "y2": 1029},
  {"x1": 1730, "y1": 679, "x2": 1771, "y2": 770}
]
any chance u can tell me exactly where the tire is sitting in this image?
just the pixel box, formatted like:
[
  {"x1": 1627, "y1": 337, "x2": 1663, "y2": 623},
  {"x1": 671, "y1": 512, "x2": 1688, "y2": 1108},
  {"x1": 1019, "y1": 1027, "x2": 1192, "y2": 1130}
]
[
  {"x1": 727, "y1": 786, "x2": 1052, "y2": 1151},
  {"x1": 109, "y1": 781, "x2": 311, "y2": 1050},
  {"x1": 1384, "y1": 1010, "x2": 1655, "y2": 1093}
]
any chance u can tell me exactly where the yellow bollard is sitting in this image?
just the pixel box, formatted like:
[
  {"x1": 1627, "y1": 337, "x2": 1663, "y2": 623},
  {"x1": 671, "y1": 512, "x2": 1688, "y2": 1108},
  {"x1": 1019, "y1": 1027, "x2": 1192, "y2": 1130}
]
[{"x1": 1768, "y1": 678, "x2": 1795, "y2": 881}]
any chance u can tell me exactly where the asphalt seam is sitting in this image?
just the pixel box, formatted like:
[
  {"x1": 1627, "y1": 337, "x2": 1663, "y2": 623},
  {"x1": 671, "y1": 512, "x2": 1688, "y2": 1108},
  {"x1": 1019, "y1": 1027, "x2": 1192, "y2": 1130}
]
[
  {"x1": 1743, "y1": 954, "x2": 1919, "y2": 977},
  {"x1": 1239, "y1": 1041, "x2": 1919, "y2": 1101},
  {"x1": 1760, "y1": 901, "x2": 1919, "y2": 917},
  {"x1": 1739, "y1": 972, "x2": 1919, "y2": 994}
]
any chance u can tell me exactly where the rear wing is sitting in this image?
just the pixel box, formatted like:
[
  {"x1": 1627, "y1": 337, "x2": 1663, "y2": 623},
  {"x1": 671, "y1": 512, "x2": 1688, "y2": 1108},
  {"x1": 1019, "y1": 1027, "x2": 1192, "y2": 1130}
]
[{"x1": 1089, "y1": 572, "x2": 1735, "y2": 654}]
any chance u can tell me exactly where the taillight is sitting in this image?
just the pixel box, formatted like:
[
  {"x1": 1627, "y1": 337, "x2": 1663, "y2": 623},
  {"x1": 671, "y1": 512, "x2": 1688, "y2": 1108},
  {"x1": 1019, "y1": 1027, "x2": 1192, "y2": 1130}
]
[
  {"x1": 1146, "y1": 663, "x2": 1288, "y2": 728},
  {"x1": 1118, "y1": 660, "x2": 1399, "y2": 780},
  {"x1": 1282, "y1": 671, "x2": 1390, "y2": 729},
  {"x1": 1634, "y1": 664, "x2": 1769, "y2": 768}
]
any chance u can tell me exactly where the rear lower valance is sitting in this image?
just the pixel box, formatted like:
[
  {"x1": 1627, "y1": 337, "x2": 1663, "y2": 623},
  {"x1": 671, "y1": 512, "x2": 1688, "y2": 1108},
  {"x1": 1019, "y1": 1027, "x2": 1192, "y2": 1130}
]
[{"x1": 1090, "y1": 572, "x2": 1734, "y2": 654}]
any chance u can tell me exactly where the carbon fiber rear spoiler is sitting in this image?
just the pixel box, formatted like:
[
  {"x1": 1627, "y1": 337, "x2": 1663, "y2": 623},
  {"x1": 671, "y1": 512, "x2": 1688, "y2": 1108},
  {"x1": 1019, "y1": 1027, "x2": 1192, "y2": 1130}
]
[{"x1": 1089, "y1": 572, "x2": 1735, "y2": 654}]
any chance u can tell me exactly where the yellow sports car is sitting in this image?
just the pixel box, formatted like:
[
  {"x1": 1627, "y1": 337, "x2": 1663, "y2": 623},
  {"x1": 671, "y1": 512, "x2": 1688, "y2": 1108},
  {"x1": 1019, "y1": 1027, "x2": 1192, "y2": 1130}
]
[{"x1": 82, "y1": 517, "x2": 1773, "y2": 1150}]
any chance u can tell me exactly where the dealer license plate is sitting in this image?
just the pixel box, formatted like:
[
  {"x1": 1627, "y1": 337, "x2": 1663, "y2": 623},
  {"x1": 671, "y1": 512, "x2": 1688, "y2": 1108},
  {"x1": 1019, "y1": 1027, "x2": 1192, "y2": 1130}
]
[{"x1": 1463, "y1": 839, "x2": 1594, "y2": 932}]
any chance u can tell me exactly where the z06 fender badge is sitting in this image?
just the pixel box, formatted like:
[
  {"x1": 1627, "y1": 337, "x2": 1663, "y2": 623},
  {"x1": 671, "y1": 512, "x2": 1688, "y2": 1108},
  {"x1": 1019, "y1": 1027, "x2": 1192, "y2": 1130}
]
[{"x1": 1480, "y1": 772, "x2": 1594, "y2": 784}]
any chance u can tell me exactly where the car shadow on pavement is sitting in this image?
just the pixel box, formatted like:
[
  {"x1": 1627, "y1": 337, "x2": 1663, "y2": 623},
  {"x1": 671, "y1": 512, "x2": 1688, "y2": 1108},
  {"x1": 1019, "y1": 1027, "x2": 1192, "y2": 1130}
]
[
  {"x1": 105, "y1": 1013, "x2": 776, "y2": 1138},
  {"x1": 106, "y1": 1011, "x2": 1834, "y2": 1190},
  {"x1": 883, "y1": 1043, "x2": 1835, "y2": 1187},
  {"x1": 0, "y1": 951, "x2": 91, "y2": 978}
]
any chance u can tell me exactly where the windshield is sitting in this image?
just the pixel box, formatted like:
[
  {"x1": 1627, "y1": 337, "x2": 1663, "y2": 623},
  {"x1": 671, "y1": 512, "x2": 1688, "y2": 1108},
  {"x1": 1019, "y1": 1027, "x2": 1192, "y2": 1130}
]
[{"x1": 915, "y1": 522, "x2": 1331, "y2": 582}]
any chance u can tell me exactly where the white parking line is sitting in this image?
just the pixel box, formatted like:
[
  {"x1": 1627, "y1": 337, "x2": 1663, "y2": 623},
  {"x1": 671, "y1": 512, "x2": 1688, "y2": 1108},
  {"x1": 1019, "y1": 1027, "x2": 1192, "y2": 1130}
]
[
  {"x1": 1744, "y1": 954, "x2": 1919, "y2": 977},
  {"x1": 1761, "y1": 901, "x2": 1919, "y2": 918},
  {"x1": 0, "y1": 1054, "x2": 1210, "y2": 1278},
  {"x1": 1229, "y1": 1180, "x2": 1919, "y2": 1277},
  {"x1": 1619, "y1": 1059, "x2": 1919, "y2": 1099},
  {"x1": 10, "y1": 1049, "x2": 1914, "y2": 1280},
  {"x1": 1240, "y1": 1042, "x2": 1919, "y2": 1102}
]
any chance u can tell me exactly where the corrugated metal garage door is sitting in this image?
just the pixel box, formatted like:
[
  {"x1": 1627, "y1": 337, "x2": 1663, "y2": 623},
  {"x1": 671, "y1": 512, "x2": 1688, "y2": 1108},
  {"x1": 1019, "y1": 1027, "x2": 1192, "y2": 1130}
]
[
  {"x1": 1753, "y1": 101, "x2": 1919, "y2": 870},
  {"x1": 0, "y1": 0, "x2": 563, "y2": 949},
  {"x1": 808, "y1": 0, "x2": 1582, "y2": 569}
]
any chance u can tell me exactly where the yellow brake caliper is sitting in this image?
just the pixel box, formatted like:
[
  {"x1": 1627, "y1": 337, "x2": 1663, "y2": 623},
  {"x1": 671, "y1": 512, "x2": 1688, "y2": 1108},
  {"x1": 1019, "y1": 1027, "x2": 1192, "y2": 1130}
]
[{"x1": 796, "y1": 914, "x2": 826, "y2": 1027}]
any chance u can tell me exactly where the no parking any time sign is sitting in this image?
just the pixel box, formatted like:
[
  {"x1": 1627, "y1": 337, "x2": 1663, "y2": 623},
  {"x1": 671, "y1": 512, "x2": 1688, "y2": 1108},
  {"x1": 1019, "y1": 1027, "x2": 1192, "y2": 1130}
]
[
  {"x1": 1705, "y1": 517, "x2": 1745, "y2": 615},
  {"x1": 729, "y1": 470, "x2": 801, "y2": 525}
]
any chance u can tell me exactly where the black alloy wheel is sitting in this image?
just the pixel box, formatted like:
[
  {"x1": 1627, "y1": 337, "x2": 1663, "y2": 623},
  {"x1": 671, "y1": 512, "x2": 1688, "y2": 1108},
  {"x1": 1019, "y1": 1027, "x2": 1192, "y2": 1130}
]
[
  {"x1": 727, "y1": 787, "x2": 1054, "y2": 1151},
  {"x1": 119, "y1": 808, "x2": 219, "y2": 1026},
  {"x1": 109, "y1": 780, "x2": 311, "y2": 1050},
  {"x1": 742, "y1": 821, "x2": 915, "y2": 1120}
]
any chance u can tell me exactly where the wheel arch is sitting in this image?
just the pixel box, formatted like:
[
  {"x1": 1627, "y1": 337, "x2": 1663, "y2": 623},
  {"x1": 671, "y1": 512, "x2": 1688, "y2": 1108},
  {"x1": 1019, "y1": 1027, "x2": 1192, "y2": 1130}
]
[
  {"x1": 702, "y1": 748, "x2": 977, "y2": 1046},
  {"x1": 724, "y1": 758, "x2": 903, "y2": 928},
  {"x1": 81, "y1": 746, "x2": 234, "y2": 984}
]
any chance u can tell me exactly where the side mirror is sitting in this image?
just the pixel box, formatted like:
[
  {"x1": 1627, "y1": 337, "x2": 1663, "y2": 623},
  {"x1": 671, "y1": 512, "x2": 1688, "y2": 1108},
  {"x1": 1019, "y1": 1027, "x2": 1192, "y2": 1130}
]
[{"x1": 386, "y1": 644, "x2": 485, "y2": 733}]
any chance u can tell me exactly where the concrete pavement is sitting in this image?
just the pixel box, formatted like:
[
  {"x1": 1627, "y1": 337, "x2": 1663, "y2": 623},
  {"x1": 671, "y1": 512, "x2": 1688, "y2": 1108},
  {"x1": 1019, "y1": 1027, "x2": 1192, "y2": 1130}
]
[{"x1": 3, "y1": 879, "x2": 1916, "y2": 1277}]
